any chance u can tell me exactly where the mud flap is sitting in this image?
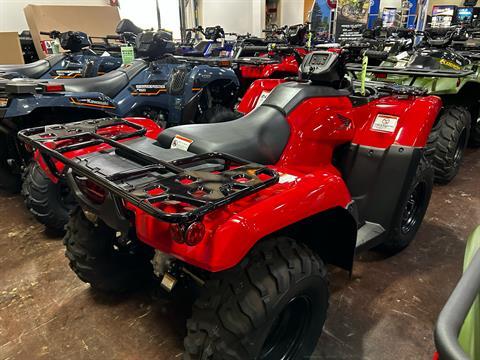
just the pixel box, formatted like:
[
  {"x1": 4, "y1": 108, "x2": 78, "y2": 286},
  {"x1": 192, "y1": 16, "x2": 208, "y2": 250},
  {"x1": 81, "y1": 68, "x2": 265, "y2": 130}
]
[
  {"x1": 338, "y1": 144, "x2": 422, "y2": 251},
  {"x1": 181, "y1": 89, "x2": 203, "y2": 124}
]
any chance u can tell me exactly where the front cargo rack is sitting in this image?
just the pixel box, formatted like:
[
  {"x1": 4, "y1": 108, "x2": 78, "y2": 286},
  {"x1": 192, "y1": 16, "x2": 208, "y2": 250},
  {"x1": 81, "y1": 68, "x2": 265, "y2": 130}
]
[{"x1": 18, "y1": 118, "x2": 279, "y2": 223}]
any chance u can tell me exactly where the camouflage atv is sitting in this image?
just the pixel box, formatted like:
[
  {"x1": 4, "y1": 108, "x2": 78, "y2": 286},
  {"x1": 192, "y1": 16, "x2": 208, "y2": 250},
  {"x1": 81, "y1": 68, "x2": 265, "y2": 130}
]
[{"x1": 348, "y1": 26, "x2": 480, "y2": 184}]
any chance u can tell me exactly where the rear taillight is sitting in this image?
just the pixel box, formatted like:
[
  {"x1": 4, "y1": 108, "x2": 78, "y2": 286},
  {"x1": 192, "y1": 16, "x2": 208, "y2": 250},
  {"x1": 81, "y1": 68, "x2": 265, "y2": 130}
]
[
  {"x1": 170, "y1": 223, "x2": 185, "y2": 244},
  {"x1": 170, "y1": 221, "x2": 205, "y2": 246},
  {"x1": 374, "y1": 73, "x2": 387, "y2": 79},
  {"x1": 76, "y1": 177, "x2": 106, "y2": 204},
  {"x1": 185, "y1": 222, "x2": 205, "y2": 246},
  {"x1": 43, "y1": 83, "x2": 65, "y2": 92}
]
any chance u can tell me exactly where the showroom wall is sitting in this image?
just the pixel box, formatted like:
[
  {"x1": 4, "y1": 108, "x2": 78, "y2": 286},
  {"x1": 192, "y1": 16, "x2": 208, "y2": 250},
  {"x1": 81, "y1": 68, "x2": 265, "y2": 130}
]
[
  {"x1": 0, "y1": 0, "x2": 108, "y2": 32},
  {"x1": 199, "y1": 0, "x2": 304, "y2": 36},
  {"x1": 279, "y1": 0, "x2": 305, "y2": 26}
]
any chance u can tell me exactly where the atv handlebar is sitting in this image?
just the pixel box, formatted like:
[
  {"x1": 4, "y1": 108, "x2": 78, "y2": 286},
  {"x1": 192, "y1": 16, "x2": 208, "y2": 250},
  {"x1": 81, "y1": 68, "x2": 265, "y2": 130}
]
[
  {"x1": 363, "y1": 49, "x2": 389, "y2": 61},
  {"x1": 106, "y1": 34, "x2": 122, "y2": 40},
  {"x1": 40, "y1": 30, "x2": 61, "y2": 39}
]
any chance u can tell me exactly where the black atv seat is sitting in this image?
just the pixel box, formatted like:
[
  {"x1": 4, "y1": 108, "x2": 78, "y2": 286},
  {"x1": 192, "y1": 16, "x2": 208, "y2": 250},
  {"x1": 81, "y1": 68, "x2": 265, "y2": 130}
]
[
  {"x1": 0, "y1": 54, "x2": 64, "y2": 78},
  {"x1": 57, "y1": 59, "x2": 147, "y2": 98},
  {"x1": 157, "y1": 105, "x2": 290, "y2": 165}
]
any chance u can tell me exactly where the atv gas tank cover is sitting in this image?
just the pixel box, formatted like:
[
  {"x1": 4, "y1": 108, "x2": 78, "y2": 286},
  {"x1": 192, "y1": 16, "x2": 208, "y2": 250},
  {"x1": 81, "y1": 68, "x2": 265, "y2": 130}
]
[
  {"x1": 0, "y1": 54, "x2": 64, "y2": 78},
  {"x1": 157, "y1": 106, "x2": 290, "y2": 165},
  {"x1": 53, "y1": 60, "x2": 147, "y2": 98},
  {"x1": 262, "y1": 81, "x2": 351, "y2": 115}
]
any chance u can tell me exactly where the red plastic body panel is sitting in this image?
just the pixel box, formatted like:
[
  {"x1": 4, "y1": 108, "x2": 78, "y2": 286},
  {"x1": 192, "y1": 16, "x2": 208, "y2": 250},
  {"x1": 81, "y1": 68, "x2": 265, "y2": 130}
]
[
  {"x1": 238, "y1": 54, "x2": 300, "y2": 79},
  {"x1": 236, "y1": 79, "x2": 285, "y2": 113},
  {"x1": 126, "y1": 165, "x2": 351, "y2": 272},
  {"x1": 348, "y1": 95, "x2": 442, "y2": 148}
]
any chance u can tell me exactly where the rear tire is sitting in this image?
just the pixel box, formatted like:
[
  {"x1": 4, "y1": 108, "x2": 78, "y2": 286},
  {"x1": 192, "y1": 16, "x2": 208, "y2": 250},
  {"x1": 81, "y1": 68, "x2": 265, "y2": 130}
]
[
  {"x1": 184, "y1": 237, "x2": 328, "y2": 360},
  {"x1": 378, "y1": 156, "x2": 433, "y2": 254},
  {"x1": 64, "y1": 207, "x2": 153, "y2": 293},
  {"x1": 22, "y1": 162, "x2": 76, "y2": 233},
  {"x1": 427, "y1": 106, "x2": 470, "y2": 184}
]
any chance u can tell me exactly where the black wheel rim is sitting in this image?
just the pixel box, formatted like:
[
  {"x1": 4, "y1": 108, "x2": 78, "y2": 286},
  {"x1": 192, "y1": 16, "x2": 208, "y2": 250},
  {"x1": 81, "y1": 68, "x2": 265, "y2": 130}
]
[
  {"x1": 259, "y1": 296, "x2": 311, "y2": 360},
  {"x1": 400, "y1": 182, "x2": 426, "y2": 235},
  {"x1": 453, "y1": 128, "x2": 467, "y2": 168}
]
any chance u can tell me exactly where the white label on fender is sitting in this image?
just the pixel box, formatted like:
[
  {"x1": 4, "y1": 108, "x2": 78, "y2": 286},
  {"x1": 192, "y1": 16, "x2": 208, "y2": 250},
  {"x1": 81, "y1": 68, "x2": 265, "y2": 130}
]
[
  {"x1": 255, "y1": 91, "x2": 271, "y2": 108},
  {"x1": 279, "y1": 173, "x2": 298, "y2": 184},
  {"x1": 371, "y1": 114, "x2": 399, "y2": 133},
  {"x1": 171, "y1": 135, "x2": 193, "y2": 151}
]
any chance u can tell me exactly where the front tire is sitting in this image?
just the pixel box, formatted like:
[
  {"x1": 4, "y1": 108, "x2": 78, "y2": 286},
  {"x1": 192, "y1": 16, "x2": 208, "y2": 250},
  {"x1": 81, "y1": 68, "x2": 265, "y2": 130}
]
[
  {"x1": 184, "y1": 237, "x2": 328, "y2": 360},
  {"x1": 64, "y1": 207, "x2": 153, "y2": 293},
  {"x1": 427, "y1": 106, "x2": 470, "y2": 184},
  {"x1": 22, "y1": 162, "x2": 76, "y2": 233},
  {"x1": 379, "y1": 156, "x2": 433, "y2": 254}
]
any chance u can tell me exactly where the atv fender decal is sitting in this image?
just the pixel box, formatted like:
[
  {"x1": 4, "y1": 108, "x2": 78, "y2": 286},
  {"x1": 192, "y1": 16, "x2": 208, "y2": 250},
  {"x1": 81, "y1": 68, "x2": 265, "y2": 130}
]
[
  {"x1": 371, "y1": 114, "x2": 399, "y2": 133},
  {"x1": 69, "y1": 97, "x2": 116, "y2": 109},
  {"x1": 255, "y1": 91, "x2": 271, "y2": 108},
  {"x1": 131, "y1": 84, "x2": 167, "y2": 96},
  {"x1": 171, "y1": 135, "x2": 193, "y2": 151},
  {"x1": 52, "y1": 69, "x2": 83, "y2": 78},
  {"x1": 439, "y1": 58, "x2": 461, "y2": 70}
]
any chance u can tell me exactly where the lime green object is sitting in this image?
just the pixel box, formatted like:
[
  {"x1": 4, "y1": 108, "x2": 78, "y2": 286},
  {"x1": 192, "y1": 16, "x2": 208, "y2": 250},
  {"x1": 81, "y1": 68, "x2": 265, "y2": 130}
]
[
  {"x1": 459, "y1": 225, "x2": 480, "y2": 359},
  {"x1": 52, "y1": 38, "x2": 60, "y2": 54},
  {"x1": 121, "y1": 46, "x2": 135, "y2": 65},
  {"x1": 307, "y1": 32, "x2": 312, "y2": 49},
  {"x1": 360, "y1": 55, "x2": 368, "y2": 96}
]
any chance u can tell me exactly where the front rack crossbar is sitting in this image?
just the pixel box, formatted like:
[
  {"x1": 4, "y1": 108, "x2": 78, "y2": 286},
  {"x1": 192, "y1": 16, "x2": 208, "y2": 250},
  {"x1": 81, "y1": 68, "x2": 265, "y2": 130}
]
[
  {"x1": 18, "y1": 118, "x2": 279, "y2": 224},
  {"x1": 346, "y1": 63, "x2": 475, "y2": 78},
  {"x1": 352, "y1": 80, "x2": 427, "y2": 96}
]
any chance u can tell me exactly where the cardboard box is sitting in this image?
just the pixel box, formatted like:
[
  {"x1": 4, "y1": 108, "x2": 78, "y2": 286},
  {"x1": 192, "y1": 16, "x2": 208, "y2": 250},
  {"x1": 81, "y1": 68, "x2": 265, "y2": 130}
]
[
  {"x1": 24, "y1": 5, "x2": 121, "y2": 59},
  {"x1": 0, "y1": 32, "x2": 24, "y2": 65}
]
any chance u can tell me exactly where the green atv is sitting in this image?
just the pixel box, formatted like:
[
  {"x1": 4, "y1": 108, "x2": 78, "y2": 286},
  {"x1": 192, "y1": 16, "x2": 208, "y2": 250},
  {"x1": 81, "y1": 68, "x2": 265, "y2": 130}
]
[{"x1": 347, "y1": 26, "x2": 480, "y2": 184}]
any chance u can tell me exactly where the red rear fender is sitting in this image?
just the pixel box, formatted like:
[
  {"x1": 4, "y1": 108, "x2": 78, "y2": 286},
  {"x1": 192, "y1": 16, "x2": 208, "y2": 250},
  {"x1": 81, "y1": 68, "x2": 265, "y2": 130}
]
[{"x1": 130, "y1": 167, "x2": 352, "y2": 272}]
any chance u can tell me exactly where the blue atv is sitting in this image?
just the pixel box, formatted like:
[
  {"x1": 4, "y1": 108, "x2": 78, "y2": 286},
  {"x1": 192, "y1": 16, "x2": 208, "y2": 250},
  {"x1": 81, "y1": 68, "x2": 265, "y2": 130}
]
[
  {"x1": 0, "y1": 29, "x2": 239, "y2": 195},
  {"x1": 0, "y1": 19, "x2": 141, "y2": 80}
]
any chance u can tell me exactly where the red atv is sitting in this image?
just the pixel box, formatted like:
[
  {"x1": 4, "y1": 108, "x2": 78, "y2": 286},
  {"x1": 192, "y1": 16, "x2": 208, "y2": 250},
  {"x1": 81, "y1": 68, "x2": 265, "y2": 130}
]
[
  {"x1": 233, "y1": 45, "x2": 309, "y2": 94},
  {"x1": 19, "y1": 51, "x2": 440, "y2": 359}
]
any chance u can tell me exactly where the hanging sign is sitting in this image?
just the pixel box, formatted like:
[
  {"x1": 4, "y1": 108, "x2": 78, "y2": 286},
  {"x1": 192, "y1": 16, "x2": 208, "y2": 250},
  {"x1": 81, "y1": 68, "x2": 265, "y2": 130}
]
[{"x1": 334, "y1": 0, "x2": 371, "y2": 41}]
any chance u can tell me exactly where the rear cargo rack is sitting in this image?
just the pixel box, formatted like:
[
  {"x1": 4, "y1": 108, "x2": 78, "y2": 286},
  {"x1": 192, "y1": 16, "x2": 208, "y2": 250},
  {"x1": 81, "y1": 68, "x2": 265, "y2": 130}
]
[
  {"x1": 346, "y1": 63, "x2": 475, "y2": 79},
  {"x1": 351, "y1": 80, "x2": 427, "y2": 96},
  {"x1": 18, "y1": 118, "x2": 279, "y2": 223}
]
